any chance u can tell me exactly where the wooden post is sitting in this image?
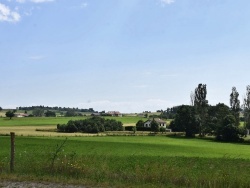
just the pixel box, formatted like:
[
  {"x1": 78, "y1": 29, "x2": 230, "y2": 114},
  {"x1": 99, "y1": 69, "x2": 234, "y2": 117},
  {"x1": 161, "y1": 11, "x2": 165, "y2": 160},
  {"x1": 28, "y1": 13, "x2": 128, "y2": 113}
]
[{"x1": 10, "y1": 132, "x2": 15, "y2": 173}]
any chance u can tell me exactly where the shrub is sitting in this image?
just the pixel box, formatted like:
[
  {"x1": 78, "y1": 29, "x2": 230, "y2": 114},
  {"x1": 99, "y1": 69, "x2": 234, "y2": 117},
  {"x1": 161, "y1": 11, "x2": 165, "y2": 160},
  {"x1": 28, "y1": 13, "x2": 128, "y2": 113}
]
[{"x1": 57, "y1": 117, "x2": 123, "y2": 133}]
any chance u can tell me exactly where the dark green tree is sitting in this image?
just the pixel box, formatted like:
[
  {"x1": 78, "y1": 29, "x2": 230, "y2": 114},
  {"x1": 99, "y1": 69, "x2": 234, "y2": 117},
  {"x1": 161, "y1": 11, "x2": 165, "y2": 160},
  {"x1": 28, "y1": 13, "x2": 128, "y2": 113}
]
[
  {"x1": 194, "y1": 83, "x2": 208, "y2": 136},
  {"x1": 151, "y1": 119, "x2": 159, "y2": 132},
  {"x1": 33, "y1": 108, "x2": 44, "y2": 117},
  {"x1": 0, "y1": 107, "x2": 2, "y2": 111},
  {"x1": 243, "y1": 85, "x2": 250, "y2": 131},
  {"x1": 136, "y1": 120, "x2": 144, "y2": 128},
  {"x1": 45, "y1": 110, "x2": 56, "y2": 117},
  {"x1": 65, "y1": 110, "x2": 77, "y2": 117},
  {"x1": 230, "y1": 87, "x2": 240, "y2": 126},
  {"x1": 206, "y1": 103, "x2": 231, "y2": 135},
  {"x1": 5, "y1": 110, "x2": 15, "y2": 119},
  {"x1": 174, "y1": 105, "x2": 199, "y2": 137},
  {"x1": 216, "y1": 115, "x2": 244, "y2": 142}
]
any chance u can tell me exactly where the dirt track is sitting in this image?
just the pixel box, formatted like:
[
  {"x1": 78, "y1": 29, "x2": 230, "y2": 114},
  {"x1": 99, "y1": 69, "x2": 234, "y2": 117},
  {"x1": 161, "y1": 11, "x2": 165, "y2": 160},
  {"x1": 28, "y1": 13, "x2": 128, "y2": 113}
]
[{"x1": 0, "y1": 181, "x2": 86, "y2": 188}]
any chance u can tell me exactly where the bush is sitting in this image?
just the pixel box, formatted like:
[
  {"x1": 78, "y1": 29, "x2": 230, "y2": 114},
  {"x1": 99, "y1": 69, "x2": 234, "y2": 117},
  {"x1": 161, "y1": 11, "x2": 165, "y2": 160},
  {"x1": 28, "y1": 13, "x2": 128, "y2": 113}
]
[
  {"x1": 57, "y1": 117, "x2": 123, "y2": 133},
  {"x1": 216, "y1": 115, "x2": 245, "y2": 142}
]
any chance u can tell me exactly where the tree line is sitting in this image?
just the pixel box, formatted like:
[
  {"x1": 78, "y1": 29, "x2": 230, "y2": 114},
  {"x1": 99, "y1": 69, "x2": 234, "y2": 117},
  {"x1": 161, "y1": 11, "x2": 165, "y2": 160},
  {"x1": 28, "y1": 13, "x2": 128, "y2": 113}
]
[
  {"x1": 57, "y1": 117, "x2": 123, "y2": 133},
  {"x1": 18, "y1": 106, "x2": 96, "y2": 113},
  {"x1": 169, "y1": 84, "x2": 250, "y2": 142}
]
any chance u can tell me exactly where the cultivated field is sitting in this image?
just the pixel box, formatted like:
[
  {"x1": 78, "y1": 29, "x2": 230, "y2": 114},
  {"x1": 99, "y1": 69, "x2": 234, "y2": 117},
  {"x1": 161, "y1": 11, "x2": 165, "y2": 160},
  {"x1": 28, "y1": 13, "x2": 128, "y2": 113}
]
[{"x1": 0, "y1": 116, "x2": 250, "y2": 187}]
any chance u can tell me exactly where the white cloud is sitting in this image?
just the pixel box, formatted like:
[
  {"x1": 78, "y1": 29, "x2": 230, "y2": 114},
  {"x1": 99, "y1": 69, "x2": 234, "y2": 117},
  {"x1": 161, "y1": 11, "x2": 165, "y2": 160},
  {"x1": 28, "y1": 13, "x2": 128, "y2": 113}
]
[
  {"x1": 160, "y1": 0, "x2": 175, "y2": 5},
  {"x1": 0, "y1": 3, "x2": 20, "y2": 22},
  {"x1": 30, "y1": 0, "x2": 54, "y2": 3},
  {"x1": 29, "y1": 55, "x2": 45, "y2": 60},
  {"x1": 16, "y1": 0, "x2": 55, "y2": 3},
  {"x1": 133, "y1": 84, "x2": 148, "y2": 89},
  {"x1": 80, "y1": 2, "x2": 88, "y2": 9},
  {"x1": 77, "y1": 99, "x2": 173, "y2": 113},
  {"x1": 16, "y1": 0, "x2": 26, "y2": 3}
]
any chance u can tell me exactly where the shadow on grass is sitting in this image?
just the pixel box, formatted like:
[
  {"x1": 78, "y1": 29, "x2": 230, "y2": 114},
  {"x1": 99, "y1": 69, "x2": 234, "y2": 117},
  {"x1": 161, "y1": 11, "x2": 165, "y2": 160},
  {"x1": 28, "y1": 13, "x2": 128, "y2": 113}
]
[{"x1": 166, "y1": 133, "x2": 250, "y2": 145}]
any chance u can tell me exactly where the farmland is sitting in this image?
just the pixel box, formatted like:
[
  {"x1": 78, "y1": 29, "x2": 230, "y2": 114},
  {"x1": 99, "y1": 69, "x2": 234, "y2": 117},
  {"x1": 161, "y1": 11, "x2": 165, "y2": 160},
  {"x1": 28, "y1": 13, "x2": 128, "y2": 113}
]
[
  {"x1": 0, "y1": 116, "x2": 148, "y2": 127},
  {"x1": 1, "y1": 116, "x2": 250, "y2": 187}
]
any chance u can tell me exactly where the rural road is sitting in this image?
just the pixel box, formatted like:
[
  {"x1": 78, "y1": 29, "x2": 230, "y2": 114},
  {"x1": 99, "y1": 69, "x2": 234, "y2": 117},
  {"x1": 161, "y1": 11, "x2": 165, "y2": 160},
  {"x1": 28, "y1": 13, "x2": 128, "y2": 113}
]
[{"x1": 0, "y1": 181, "x2": 87, "y2": 188}]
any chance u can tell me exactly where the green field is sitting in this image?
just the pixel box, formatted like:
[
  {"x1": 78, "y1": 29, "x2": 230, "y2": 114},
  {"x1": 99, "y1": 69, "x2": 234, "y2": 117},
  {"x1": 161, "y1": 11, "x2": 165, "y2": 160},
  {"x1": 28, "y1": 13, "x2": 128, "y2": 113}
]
[
  {"x1": 0, "y1": 116, "x2": 249, "y2": 187},
  {"x1": 1, "y1": 135, "x2": 250, "y2": 187},
  {"x1": 0, "y1": 116, "x2": 149, "y2": 127}
]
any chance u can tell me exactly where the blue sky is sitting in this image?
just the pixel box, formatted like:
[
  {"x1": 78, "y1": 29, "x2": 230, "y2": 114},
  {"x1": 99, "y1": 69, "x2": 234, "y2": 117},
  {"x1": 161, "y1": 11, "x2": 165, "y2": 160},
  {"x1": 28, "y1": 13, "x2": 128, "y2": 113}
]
[{"x1": 1, "y1": 0, "x2": 250, "y2": 113}]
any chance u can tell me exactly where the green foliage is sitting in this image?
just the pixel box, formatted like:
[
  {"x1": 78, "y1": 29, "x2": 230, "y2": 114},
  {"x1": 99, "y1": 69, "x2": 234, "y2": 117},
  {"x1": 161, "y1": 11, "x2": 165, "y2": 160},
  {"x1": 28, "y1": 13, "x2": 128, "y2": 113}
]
[
  {"x1": 172, "y1": 105, "x2": 199, "y2": 137},
  {"x1": 44, "y1": 110, "x2": 56, "y2": 117},
  {"x1": 65, "y1": 110, "x2": 77, "y2": 117},
  {"x1": 32, "y1": 108, "x2": 44, "y2": 117},
  {"x1": 57, "y1": 117, "x2": 123, "y2": 133},
  {"x1": 194, "y1": 83, "x2": 208, "y2": 136},
  {"x1": 150, "y1": 119, "x2": 159, "y2": 132},
  {"x1": 230, "y1": 87, "x2": 240, "y2": 126},
  {"x1": 243, "y1": 85, "x2": 250, "y2": 129},
  {"x1": 136, "y1": 120, "x2": 144, "y2": 128},
  {"x1": 206, "y1": 103, "x2": 231, "y2": 135},
  {"x1": 5, "y1": 110, "x2": 15, "y2": 119},
  {"x1": 159, "y1": 127, "x2": 166, "y2": 133},
  {"x1": 216, "y1": 115, "x2": 245, "y2": 142}
]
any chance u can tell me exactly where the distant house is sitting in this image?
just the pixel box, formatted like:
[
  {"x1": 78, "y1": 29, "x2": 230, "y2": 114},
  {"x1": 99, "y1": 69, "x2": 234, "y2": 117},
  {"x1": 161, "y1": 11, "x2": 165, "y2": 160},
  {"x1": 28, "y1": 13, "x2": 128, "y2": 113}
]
[
  {"x1": 91, "y1": 113, "x2": 101, "y2": 116},
  {"x1": 143, "y1": 118, "x2": 167, "y2": 128},
  {"x1": 107, "y1": 111, "x2": 122, "y2": 117},
  {"x1": 14, "y1": 113, "x2": 29, "y2": 118}
]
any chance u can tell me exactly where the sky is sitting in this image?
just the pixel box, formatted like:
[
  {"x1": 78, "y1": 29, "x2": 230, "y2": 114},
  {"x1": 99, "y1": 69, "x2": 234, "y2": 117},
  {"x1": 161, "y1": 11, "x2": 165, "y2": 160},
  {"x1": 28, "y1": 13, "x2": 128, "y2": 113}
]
[{"x1": 1, "y1": 0, "x2": 250, "y2": 113}]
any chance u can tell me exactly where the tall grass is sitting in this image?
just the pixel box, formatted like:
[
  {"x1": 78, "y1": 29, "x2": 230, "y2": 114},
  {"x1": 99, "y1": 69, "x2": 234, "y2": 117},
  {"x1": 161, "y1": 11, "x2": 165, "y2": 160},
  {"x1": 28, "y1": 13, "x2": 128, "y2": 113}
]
[{"x1": 1, "y1": 136, "x2": 250, "y2": 187}]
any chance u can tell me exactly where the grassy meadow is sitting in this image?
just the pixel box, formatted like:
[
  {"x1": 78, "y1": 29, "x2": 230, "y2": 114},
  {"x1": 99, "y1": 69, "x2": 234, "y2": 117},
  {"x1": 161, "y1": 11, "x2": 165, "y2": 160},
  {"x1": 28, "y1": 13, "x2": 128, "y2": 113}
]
[
  {"x1": 0, "y1": 116, "x2": 250, "y2": 187},
  {"x1": 0, "y1": 116, "x2": 149, "y2": 127},
  {"x1": 1, "y1": 135, "x2": 250, "y2": 187}
]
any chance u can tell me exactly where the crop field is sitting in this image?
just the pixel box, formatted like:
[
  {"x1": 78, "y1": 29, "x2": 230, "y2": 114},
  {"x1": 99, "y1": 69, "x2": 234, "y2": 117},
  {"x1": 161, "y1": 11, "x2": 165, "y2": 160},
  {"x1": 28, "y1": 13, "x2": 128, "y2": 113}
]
[
  {"x1": 0, "y1": 116, "x2": 149, "y2": 127},
  {"x1": 1, "y1": 135, "x2": 250, "y2": 187},
  {"x1": 0, "y1": 116, "x2": 249, "y2": 187}
]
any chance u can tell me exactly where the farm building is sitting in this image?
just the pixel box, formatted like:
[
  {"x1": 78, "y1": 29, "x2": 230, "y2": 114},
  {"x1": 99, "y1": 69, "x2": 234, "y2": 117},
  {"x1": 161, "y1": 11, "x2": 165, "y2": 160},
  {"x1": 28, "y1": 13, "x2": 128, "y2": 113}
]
[
  {"x1": 106, "y1": 111, "x2": 122, "y2": 117},
  {"x1": 144, "y1": 118, "x2": 167, "y2": 128},
  {"x1": 14, "y1": 113, "x2": 29, "y2": 118}
]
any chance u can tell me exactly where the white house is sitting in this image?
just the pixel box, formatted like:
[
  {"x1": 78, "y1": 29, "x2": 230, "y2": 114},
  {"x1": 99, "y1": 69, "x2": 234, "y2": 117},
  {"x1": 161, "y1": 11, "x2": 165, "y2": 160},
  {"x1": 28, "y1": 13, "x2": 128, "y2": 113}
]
[{"x1": 143, "y1": 118, "x2": 167, "y2": 128}]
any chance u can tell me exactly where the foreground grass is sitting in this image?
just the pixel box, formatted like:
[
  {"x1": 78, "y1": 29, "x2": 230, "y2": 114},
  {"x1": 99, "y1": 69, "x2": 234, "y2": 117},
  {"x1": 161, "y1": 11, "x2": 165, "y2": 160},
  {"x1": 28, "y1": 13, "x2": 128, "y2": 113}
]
[{"x1": 1, "y1": 136, "x2": 250, "y2": 187}]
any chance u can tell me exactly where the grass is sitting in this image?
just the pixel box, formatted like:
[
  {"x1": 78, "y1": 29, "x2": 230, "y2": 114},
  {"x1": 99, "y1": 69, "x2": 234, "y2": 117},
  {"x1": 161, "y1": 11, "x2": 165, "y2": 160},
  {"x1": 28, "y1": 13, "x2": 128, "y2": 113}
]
[
  {"x1": 0, "y1": 116, "x2": 149, "y2": 127},
  {"x1": 1, "y1": 136, "x2": 250, "y2": 187}
]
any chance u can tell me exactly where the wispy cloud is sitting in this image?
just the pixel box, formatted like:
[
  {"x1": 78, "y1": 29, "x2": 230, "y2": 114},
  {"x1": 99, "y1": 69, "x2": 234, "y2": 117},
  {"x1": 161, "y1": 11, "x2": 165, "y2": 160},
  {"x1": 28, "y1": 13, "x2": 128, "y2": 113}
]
[
  {"x1": 0, "y1": 3, "x2": 20, "y2": 22},
  {"x1": 16, "y1": 0, "x2": 55, "y2": 3},
  {"x1": 133, "y1": 84, "x2": 148, "y2": 89},
  {"x1": 80, "y1": 2, "x2": 88, "y2": 9},
  {"x1": 29, "y1": 55, "x2": 46, "y2": 60},
  {"x1": 160, "y1": 0, "x2": 175, "y2": 6},
  {"x1": 77, "y1": 98, "x2": 173, "y2": 113}
]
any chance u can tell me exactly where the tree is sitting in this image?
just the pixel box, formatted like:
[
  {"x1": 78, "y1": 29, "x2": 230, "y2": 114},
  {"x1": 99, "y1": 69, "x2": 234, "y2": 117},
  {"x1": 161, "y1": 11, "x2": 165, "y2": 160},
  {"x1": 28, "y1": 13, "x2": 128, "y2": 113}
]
[
  {"x1": 174, "y1": 105, "x2": 199, "y2": 137},
  {"x1": 216, "y1": 115, "x2": 244, "y2": 142},
  {"x1": 33, "y1": 108, "x2": 44, "y2": 117},
  {"x1": 206, "y1": 103, "x2": 231, "y2": 135},
  {"x1": 5, "y1": 110, "x2": 15, "y2": 119},
  {"x1": 242, "y1": 85, "x2": 250, "y2": 130},
  {"x1": 151, "y1": 119, "x2": 159, "y2": 132},
  {"x1": 136, "y1": 120, "x2": 144, "y2": 128},
  {"x1": 65, "y1": 110, "x2": 77, "y2": 117},
  {"x1": 190, "y1": 91, "x2": 195, "y2": 106},
  {"x1": 0, "y1": 107, "x2": 2, "y2": 111},
  {"x1": 45, "y1": 110, "x2": 56, "y2": 117},
  {"x1": 230, "y1": 87, "x2": 240, "y2": 126},
  {"x1": 194, "y1": 83, "x2": 208, "y2": 136}
]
